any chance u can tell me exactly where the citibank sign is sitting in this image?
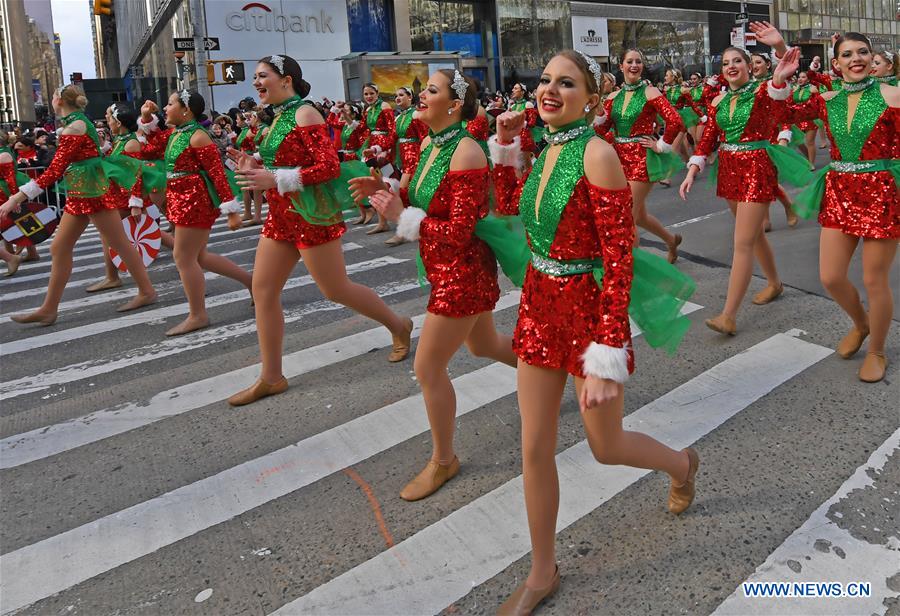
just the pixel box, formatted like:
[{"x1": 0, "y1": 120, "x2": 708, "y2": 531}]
[{"x1": 226, "y1": 2, "x2": 336, "y2": 33}]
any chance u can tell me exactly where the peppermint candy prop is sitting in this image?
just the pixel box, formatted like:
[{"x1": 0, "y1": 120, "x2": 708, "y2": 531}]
[
  {"x1": 109, "y1": 214, "x2": 161, "y2": 272},
  {"x1": 0, "y1": 202, "x2": 59, "y2": 247}
]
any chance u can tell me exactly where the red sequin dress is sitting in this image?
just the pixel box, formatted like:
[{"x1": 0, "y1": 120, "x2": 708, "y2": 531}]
[
  {"x1": 238, "y1": 127, "x2": 258, "y2": 153},
  {"x1": 596, "y1": 88, "x2": 684, "y2": 182},
  {"x1": 510, "y1": 100, "x2": 538, "y2": 152},
  {"x1": 395, "y1": 113, "x2": 428, "y2": 174},
  {"x1": 0, "y1": 159, "x2": 17, "y2": 201},
  {"x1": 263, "y1": 122, "x2": 347, "y2": 249},
  {"x1": 400, "y1": 167, "x2": 499, "y2": 317},
  {"x1": 103, "y1": 137, "x2": 143, "y2": 211},
  {"x1": 30, "y1": 135, "x2": 114, "y2": 215},
  {"x1": 465, "y1": 114, "x2": 490, "y2": 142},
  {"x1": 143, "y1": 127, "x2": 235, "y2": 228},
  {"x1": 493, "y1": 161, "x2": 635, "y2": 378},
  {"x1": 694, "y1": 82, "x2": 789, "y2": 203},
  {"x1": 789, "y1": 85, "x2": 899, "y2": 239},
  {"x1": 366, "y1": 106, "x2": 396, "y2": 161}
]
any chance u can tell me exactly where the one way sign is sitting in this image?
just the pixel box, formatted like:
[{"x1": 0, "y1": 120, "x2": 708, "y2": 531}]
[{"x1": 174, "y1": 37, "x2": 220, "y2": 51}]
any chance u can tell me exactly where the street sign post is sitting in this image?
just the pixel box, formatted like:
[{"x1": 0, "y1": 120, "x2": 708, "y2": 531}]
[
  {"x1": 174, "y1": 37, "x2": 221, "y2": 52},
  {"x1": 736, "y1": 12, "x2": 749, "y2": 23}
]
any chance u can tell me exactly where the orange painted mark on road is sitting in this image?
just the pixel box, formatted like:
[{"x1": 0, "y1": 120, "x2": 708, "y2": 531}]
[
  {"x1": 342, "y1": 467, "x2": 395, "y2": 548},
  {"x1": 255, "y1": 459, "x2": 298, "y2": 483}
]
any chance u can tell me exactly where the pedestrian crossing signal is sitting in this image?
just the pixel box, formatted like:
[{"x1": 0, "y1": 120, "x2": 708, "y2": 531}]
[
  {"x1": 222, "y1": 62, "x2": 245, "y2": 83},
  {"x1": 92, "y1": 0, "x2": 112, "y2": 15}
]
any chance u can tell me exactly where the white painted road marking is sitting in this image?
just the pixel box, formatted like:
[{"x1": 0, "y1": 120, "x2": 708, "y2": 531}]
[
  {"x1": 0, "y1": 292, "x2": 520, "y2": 468},
  {"x1": 0, "y1": 256, "x2": 408, "y2": 356},
  {"x1": 712, "y1": 428, "x2": 900, "y2": 616},
  {"x1": 272, "y1": 332, "x2": 832, "y2": 616},
  {"x1": 0, "y1": 299, "x2": 702, "y2": 613},
  {"x1": 0, "y1": 277, "x2": 416, "y2": 401}
]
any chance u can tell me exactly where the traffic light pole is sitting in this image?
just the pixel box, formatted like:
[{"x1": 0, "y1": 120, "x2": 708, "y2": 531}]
[{"x1": 191, "y1": 0, "x2": 214, "y2": 110}]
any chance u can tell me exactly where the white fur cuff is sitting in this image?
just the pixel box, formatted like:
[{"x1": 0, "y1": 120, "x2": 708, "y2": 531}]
[
  {"x1": 219, "y1": 198, "x2": 242, "y2": 214},
  {"x1": 706, "y1": 76, "x2": 719, "y2": 87},
  {"x1": 383, "y1": 177, "x2": 400, "y2": 194},
  {"x1": 137, "y1": 117, "x2": 159, "y2": 133},
  {"x1": 699, "y1": 115, "x2": 708, "y2": 124},
  {"x1": 396, "y1": 207, "x2": 427, "y2": 241},
  {"x1": 369, "y1": 145, "x2": 383, "y2": 156},
  {"x1": 767, "y1": 80, "x2": 792, "y2": 101},
  {"x1": 581, "y1": 342, "x2": 630, "y2": 384},
  {"x1": 687, "y1": 155, "x2": 706, "y2": 173},
  {"x1": 137, "y1": 134, "x2": 147, "y2": 144},
  {"x1": 20, "y1": 180, "x2": 42, "y2": 200},
  {"x1": 128, "y1": 196, "x2": 144, "y2": 209},
  {"x1": 656, "y1": 139, "x2": 673, "y2": 153},
  {"x1": 777, "y1": 129, "x2": 793, "y2": 143},
  {"x1": 253, "y1": 152, "x2": 262, "y2": 162},
  {"x1": 488, "y1": 136, "x2": 523, "y2": 170},
  {"x1": 274, "y1": 168, "x2": 302, "y2": 195}
]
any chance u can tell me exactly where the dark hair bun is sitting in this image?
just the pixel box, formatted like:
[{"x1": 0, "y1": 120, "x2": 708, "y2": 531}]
[{"x1": 110, "y1": 103, "x2": 139, "y2": 132}]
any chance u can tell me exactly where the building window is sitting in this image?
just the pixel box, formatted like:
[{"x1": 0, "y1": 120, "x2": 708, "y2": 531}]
[
  {"x1": 410, "y1": 0, "x2": 478, "y2": 54},
  {"x1": 607, "y1": 20, "x2": 709, "y2": 78},
  {"x1": 497, "y1": 0, "x2": 571, "y2": 88},
  {"x1": 347, "y1": 0, "x2": 392, "y2": 52}
]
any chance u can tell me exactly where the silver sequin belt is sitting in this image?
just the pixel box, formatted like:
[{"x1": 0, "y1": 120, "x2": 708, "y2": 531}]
[
  {"x1": 531, "y1": 252, "x2": 599, "y2": 277},
  {"x1": 614, "y1": 135, "x2": 652, "y2": 144}
]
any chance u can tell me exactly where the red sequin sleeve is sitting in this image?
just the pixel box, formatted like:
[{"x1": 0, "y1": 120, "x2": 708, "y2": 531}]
[
  {"x1": 466, "y1": 115, "x2": 490, "y2": 142},
  {"x1": 401, "y1": 119, "x2": 428, "y2": 171},
  {"x1": 594, "y1": 98, "x2": 614, "y2": 136},
  {"x1": 139, "y1": 125, "x2": 171, "y2": 160},
  {"x1": 0, "y1": 161, "x2": 17, "y2": 195},
  {"x1": 648, "y1": 94, "x2": 685, "y2": 144},
  {"x1": 693, "y1": 109, "x2": 721, "y2": 158},
  {"x1": 588, "y1": 183, "x2": 634, "y2": 349},
  {"x1": 700, "y1": 77, "x2": 725, "y2": 111},
  {"x1": 369, "y1": 108, "x2": 396, "y2": 155},
  {"x1": 491, "y1": 164, "x2": 528, "y2": 216},
  {"x1": 419, "y1": 168, "x2": 487, "y2": 248},
  {"x1": 194, "y1": 143, "x2": 235, "y2": 204},
  {"x1": 785, "y1": 90, "x2": 826, "y2": 125},
  {"x1": 326, "y1": 110, "x2": 342, "y2": 132},
  {"x1": 524, "y1": 106, "x2": 538, "y2": 129},
  {"x1": 399, "y1": 186, "x2": 411, "y2": 208},
  {"x1": 296, "y1": 124, "x2": 341, "y2": 185},
  {"x1": 347, "y1": 122, "x2": 369, "y2": 152},
  {"x1": 33, "y1": 135, "x2": 83, "y2": 189},
  {"x1": 807, "y1": 70, "x2": 833, "y2": 91}
]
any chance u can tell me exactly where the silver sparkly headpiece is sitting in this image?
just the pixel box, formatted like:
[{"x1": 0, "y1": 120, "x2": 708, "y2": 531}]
[
  {"x1": 110, "y1": 105, "x2": 119, "y2": 121},
  {"x1": 269, "y1": 55, "x2": 285, "y2": 74},
  {"x1": 180, "y1": 89, "x2": 191, "y2": 106},
  {"x1": 577, "y1": 51, "x2": 604, "y2": 90},
  {"x1": 451, "y1": 70, "x2": 468, "y2": 100}
]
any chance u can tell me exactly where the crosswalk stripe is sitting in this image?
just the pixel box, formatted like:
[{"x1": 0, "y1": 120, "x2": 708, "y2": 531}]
[
  {"x1": 1, "y1": 277, "x2": 418, "y2": 401},
  {"x1": 273, "y1": 332, "x2": 833, "y2": 615},
  {"x1": 0, "y1": 233, "x2": 255, "y2": 290},
  {"x1": 0, "y1": 243, "x2": 363, "y2": 317},
  {"x1": 0, "y1": 299, "x2": 700, "y2": 613},
  {"x1": 711, "y1": 427, "x2": 900, "y2": 616},
  {"x1": 0, "y1": 256, "x2": 408, "y2": 356},
  {"x1": 2, "y1": 224, "x2": 263, "y2": 280},
  {"x1": 0, "y1": 291, "x2": 518, "y2": 468}
]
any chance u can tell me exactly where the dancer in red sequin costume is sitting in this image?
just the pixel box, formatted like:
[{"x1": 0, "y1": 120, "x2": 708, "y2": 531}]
[
  {"x1": 82, "y1": 103, "x2": 148, "y2": 293},
  {"x1": 595, "y1": 49, "x2": 685, "y2": 262},
  {"x1": 0, "y1": 139, "x2": 24, "y2": 276},
  {"x1": 353, "y1": 69, "x2": 515, "y2": 501},
  {"x1": 508, "y1": 83, "x2": 539, "y2": 169},
  {"x1": 383, "y1": 87, "x2": 428, "y2": 247},
  {"x1": 226, "y1": 55, "x2": 413, "y2": 406},
  {"x1": 359, "y1": 83, "x2": 395, "y2": 233},
  {"x1": 786, "y1": 31, "x2": 899, "y2": 383},
  {"x1": 680, "y1": 46, "x2": 801, "y2": 335},
  {"x1": 1, "y1": 86, "x2": 158, "y2": 325},
  {"x1": 137, "y1": 91, "x2": 252, "y2": 336},
  {"x1": 235, "y1": 110, "x2": 264, "y2": 225},
  {"x1": 490, "y1": 51, "x2": 698, "y2": 615}
]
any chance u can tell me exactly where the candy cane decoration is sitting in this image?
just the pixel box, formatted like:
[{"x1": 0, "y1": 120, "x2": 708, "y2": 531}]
[{"x1": 110, "y1": 214, "x2": 161, "y2": 272}]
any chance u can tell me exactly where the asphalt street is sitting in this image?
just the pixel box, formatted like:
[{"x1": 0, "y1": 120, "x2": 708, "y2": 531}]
[{"x1": 1, "y1": 148, "x2": 897, "y2": 616}]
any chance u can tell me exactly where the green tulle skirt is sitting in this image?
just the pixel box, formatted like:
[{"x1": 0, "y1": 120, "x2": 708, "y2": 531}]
[
  {"x1": 286, "y1": 159, "x2": 370, "y2": 225},
  {"x1": 141, "y1": 160, "x2": 166, "y2": 193},
  {"x1": 646, "y1": 149, "x2": 682, "y2": 182},
  {"x1": 678, "y1": 107, "x2": 700, "y2": 129},
  {"x1": 59, "y1": 155, "x2": 141, "y2": 197}
]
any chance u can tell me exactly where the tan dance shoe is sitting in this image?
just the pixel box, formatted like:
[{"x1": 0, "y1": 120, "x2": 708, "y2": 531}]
[
  {"x1": 227, "y1": 376, "x2": 289, "y2": 407},
  {"x1": 11, "y1": 311, "x2": 57, "y2": 326},
  {"x1": 399, "y1": 456, "x2": 459, "y2": 501},
  {"x1": 667, "y1": 234, "x2": 682, "y2": 264},
  {"x1": 752, "y1": 283, "x2": 784, "y2": 305},
  {"x1": 836, "y1": 326, "x2": 869, "y2": 359},
  {"x1": 388, "y1": 318, "x2": 414, "y2": 362},
  {"x1": 668, "y1": 447, "x2": 700, "y2": 514},
  {"x1": 497, "y1": 566, "x2": 561, "y2": 616},
  {"x1": 384, "y1": 235, "x2": 406, "y2": 246},
  {"x1": 705, "y1": 314, "x2": 736, "y2": 336},
  {"x1": 4, "y1": 254, "x2": 22, "y2": 277},
  {"x1": 86, "y1": 278, "x2": 123, "y2": 293},
  {"x1": 858, "y1": 352, "x2": 887, "y2": 383}
]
